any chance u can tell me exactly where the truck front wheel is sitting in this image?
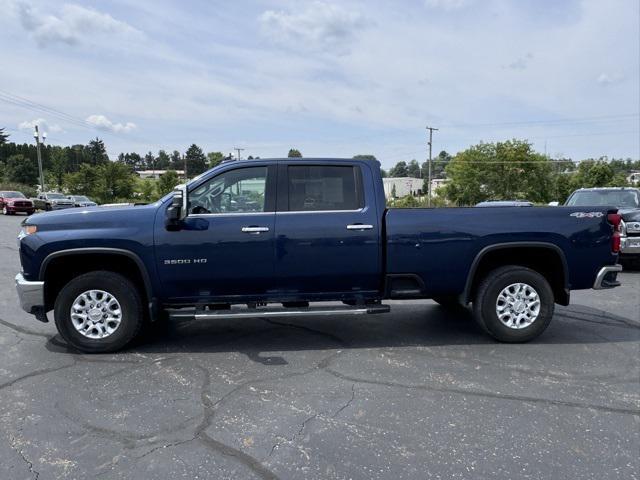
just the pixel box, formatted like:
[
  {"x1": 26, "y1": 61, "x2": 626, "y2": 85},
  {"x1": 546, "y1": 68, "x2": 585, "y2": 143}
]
[
  {"x1": 54, "y1": 271, "x2": 144, "y2": 353},
  {"x1": 473, "y1": 266, "x2": 554, "y2": 342}
]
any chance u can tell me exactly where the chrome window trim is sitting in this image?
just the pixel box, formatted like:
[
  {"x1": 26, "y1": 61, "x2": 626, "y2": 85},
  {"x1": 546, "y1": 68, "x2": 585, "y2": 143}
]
[
  {"x1": 276, "y1": 208, "x2": 365, "y2": 215},
  {"x1": 188, "y1": 211, "x2": 274, "y2": 218}
]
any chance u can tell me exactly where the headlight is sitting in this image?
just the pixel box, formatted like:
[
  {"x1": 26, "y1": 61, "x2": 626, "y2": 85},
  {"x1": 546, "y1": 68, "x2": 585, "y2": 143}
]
[{"x1": 18, "y1": 224, "x2": 37, "y2": 240}]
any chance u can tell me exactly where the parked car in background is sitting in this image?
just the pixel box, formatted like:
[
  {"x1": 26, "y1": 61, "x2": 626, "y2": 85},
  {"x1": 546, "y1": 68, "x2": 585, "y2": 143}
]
[
  {"x1": 565, "y1": 187, "x2": 640, "y2": 268},
  {"x1": 67, "y1": 195, "x2": 97, "y2": 207},
  {"x1": 475, "y1": 200, "x2": 534, "y2": 207},
  {"x1": 32, "y1": 192, "x2": 75, "y2": 211},
  {"x1": 0, "y1": 191, "x2": 35, "y2": 215}
]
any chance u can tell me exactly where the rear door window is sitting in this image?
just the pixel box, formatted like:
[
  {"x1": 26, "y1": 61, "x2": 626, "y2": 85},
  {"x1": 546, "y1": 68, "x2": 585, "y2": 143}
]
[{"x1": 287, "y1": 165, "x2": 362, "y2": 211}]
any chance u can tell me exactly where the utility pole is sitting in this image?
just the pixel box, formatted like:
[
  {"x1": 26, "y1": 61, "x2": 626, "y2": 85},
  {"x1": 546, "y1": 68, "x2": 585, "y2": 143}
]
[
  {"x1": 234, "y1": 147, "x2": 244, "y2": 161},
  {"x1": 426, "y1": 126, "x2": 438, "y2": 207},
  {"x1": 33, "y1": 125, "x2": 46, "y2": 193}
]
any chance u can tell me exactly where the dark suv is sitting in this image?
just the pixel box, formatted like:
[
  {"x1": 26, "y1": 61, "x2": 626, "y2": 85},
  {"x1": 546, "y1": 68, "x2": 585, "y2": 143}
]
[{"x1": 565, "y1": 187, "x2": 640, "y2": 267}]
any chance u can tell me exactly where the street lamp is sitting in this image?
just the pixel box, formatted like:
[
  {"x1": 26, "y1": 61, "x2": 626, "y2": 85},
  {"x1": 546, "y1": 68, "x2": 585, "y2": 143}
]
[{"x1": 33, "y1": 125, "x2": 46, "y2": 193}]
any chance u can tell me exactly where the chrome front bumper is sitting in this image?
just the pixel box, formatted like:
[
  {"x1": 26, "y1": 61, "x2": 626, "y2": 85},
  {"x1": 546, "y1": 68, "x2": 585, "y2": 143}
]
[
  {"x1": 15, "y1": 273, "x2": 44, "y2": 314},
  {"x1": 620, "y1": 236, "x2": 640, "y2": 255},
  {"x1": 593, "y1": 264, "x2": 623, "y2": 290}
]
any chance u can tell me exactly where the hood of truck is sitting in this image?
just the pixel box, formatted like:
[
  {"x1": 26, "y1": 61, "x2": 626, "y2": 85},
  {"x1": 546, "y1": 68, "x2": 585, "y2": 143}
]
[
  {"x1": 25, "y1": 202, "x2": 160, "y2": 228},
  {"x1": 619, "y1": 207, "x2": 640, "y2": 222}
]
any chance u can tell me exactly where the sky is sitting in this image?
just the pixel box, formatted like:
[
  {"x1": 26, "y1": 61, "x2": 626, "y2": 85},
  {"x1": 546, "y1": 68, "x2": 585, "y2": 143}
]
[{"x1": 0, "y1": 0, "x2": 638, "y2": 169}]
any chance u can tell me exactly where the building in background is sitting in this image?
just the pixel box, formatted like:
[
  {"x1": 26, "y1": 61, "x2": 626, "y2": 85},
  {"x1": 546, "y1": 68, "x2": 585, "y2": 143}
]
[
  {"x1": 383, "y1": 177, "x2": 423, "y2": 199},
  {"x1": 627, "y1": 171, "x2": 640, "y2": 186},
  {"x1": 136, "y1": 170, "x2": 185, "y2": 180}
]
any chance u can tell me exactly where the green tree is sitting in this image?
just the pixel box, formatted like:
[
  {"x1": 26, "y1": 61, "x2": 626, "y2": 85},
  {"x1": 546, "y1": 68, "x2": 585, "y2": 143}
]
[
  {"x1": 169, "y1": 150, "x2": 182, "y2": 170},
  {"x1": 64, "y1": 163, "x2": 99, "y2": 196},
  {"x1": 184, "y1": 144, "x2": 207, "y2": 177},
  {"x1": 353, "y1": 154, "x2": 377, "y2": 162},
  {"x1": 87, "y1": 138, "x2": 109, "y2": 165},
  {"x1": 288, "y1": 148, "x2": 302, "y2": 158},
  {"x1": 96, "y1": 162, "x2": 135, "y2": 202},
  {"x1": 207, "y1": 151, "x2": 224, "y2": 169},
  {"x1": 136, "y1": 178, "x2": 158, "y2": 202},
  {"x1": 144, "y1": 151, "x2": 156, "y2": 170},
  {"x1": 48, "y1": 148, "x2": 68, "y2": 190},
  {"x1": 5, "y1": 154, "x2": 38, "y2": 185},
  {"x1": 0, "y1": 128, "x2": 8, "y2": 145},
  {"x1": 389, "y1": 161, "x2": 408, "y2": 177},
  {"x1": 156, "y1": 150, "x2": 170, "y2": 169},
  {"x1": 444, "y1": 140, "x2": 554, "y2": 206},
  {"x1": 157, "y1": 170, "x2": 179, "y2": 196},
  {"x1": 407, "y1": 159, "x2": 421, "y2": 178}
]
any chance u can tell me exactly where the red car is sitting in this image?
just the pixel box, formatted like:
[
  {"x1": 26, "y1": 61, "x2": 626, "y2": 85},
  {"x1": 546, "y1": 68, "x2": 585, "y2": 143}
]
[{"x1": 0, "y1": 191, "x2": 35, "y2": 215}]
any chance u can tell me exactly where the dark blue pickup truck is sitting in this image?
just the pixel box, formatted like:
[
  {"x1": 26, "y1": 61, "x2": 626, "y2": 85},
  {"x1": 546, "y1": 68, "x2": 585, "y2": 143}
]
[{"x1": 15, "y1": 158, "x2": 623, "y2": 352}]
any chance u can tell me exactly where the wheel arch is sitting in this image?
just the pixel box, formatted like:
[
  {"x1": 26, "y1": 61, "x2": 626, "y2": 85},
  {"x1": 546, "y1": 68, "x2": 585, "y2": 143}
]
[
  {"x1": 463, "y1": 242, "x2": 570, "y2": 306},
  {"x1": 39, "y1": 248, "x2": 156, "y2": 317}
]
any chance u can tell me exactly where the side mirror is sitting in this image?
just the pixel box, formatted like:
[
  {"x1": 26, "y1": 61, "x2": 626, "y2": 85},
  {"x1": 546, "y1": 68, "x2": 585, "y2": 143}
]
[
  {"x1": 548, "y1": 201, "x2": 559, "y2": 207},
  {"x1": 165, "y1": 185, "x2": 187, "y2": 231}
]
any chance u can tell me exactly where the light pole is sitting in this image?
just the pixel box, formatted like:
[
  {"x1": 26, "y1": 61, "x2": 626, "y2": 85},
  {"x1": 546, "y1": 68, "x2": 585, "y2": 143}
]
[
  {"x1": 33, "y1": 125, "x2": 46, "y2": 193},
  {"x1": 426, "y1": 126, "x2": 438, "y2": 207}
]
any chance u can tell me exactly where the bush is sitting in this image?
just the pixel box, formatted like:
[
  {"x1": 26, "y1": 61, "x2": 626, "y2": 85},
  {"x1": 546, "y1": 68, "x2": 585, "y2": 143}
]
[{"x1": 0, "y1": 182, "x2": 37, "y2": 198}]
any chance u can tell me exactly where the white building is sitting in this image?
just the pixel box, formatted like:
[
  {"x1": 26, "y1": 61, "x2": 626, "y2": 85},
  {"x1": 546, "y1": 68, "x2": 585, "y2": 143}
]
[
  {"x1": 136, "y1": 170, "x2": 185, "y2": 180},
  {"x1": 383, "y1": 177, "x2": 424, "y2": 198},
  {"x1": 430, "y1": 178, "x2": 448, "y2": 195},
  {"x1": 627, "y1": 171, "x2": 640, "y2": 186}
]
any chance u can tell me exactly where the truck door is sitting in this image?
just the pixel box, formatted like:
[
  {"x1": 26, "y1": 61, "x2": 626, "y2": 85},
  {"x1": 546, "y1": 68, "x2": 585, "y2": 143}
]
[
  {"x1": 274, "y1": 163, "x2": 381, "y2": 297},
  {"x1": 155, "y1": 164, "x2": 277, "y2": 302}
]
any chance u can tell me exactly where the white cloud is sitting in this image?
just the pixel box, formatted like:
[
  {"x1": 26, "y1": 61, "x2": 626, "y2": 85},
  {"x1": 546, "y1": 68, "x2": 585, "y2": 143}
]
[
  {"x1": 18, "y1": 118, "x2": 64, "y2": 133},
  {"x1": 16, "y1": 2, "x2": 140, "y2": 47},
  {"x1": 596, "y1": 72, "x2": 624, "y2": 85},
  {"x1": 259, "y1": 1, "x2": 367, "y2": 54},
  {"x1": 86, "y1": 115, "x2": 137, "y2": 133}
]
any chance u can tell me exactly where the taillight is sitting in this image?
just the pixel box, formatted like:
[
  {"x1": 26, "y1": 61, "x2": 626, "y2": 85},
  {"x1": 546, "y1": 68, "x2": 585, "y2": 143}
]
[{"x1": 608, "y1": 213, "x2": 622, "y2": 253}]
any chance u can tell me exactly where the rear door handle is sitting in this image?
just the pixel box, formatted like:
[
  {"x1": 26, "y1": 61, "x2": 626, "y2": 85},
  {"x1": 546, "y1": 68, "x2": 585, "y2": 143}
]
[
  {"x1": 346, "y1": 224, "x2": 373, "y2": 230},
  {"x1": 241, "y1": 226, "x2": 270, "y2": 233}
]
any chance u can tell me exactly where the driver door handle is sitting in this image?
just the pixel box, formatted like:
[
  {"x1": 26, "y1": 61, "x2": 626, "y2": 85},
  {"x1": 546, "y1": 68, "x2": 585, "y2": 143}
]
[
  {"x1": 242, "y1": 226, "x2": 270, "y2": 233},
  {"x1": 346, "y1": 224, "x2": 373, "y2": 230}
]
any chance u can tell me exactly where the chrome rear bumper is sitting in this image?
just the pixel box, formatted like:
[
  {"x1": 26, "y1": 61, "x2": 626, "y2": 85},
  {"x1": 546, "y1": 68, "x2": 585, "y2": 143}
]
[
  {"x1": 593, "y1": 265, "x2": 623, "y2": 290},
  {"x1": 15, "y1": 273, "x2": 44, "y2": 313}
]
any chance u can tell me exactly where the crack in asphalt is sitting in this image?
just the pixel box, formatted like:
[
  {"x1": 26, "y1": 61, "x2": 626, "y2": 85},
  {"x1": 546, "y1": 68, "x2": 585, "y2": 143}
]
[
  {"x1": 0, "y1": 317, "x2": 52, "y2": 339},
  {"x1": 191, "y1": 364, "x2": 281, "y2": 480},
  {"x1": 322, "y1": 365, "x2": 640, "y2": 416},
  {"x1": 0, "y1": 361, "x2": 77, "y2": 391},
  {"x1": 332, "y1": 383, "x2": 356, "y2": 418},
  {"x1": 8, "y1": 433, "x2": 40, "y2": 480},
  {"x1": 555, "y1": 311, "x2": 640, "y2": 330}
]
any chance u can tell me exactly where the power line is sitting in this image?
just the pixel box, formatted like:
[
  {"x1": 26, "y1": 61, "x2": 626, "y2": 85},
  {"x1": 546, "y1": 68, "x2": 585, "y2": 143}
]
[{"x1": 234, "y1": 147, "x2": 244, "y2": 160}]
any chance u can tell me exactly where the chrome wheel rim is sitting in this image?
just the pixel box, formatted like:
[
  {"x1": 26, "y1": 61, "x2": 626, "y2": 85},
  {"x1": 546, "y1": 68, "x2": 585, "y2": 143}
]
[
  {"x1": 496, "y1": 283, "x2": 540, "y2": 329},
  {"x1": 70, "y1": 290, "x2": 122, "y2": 339}
]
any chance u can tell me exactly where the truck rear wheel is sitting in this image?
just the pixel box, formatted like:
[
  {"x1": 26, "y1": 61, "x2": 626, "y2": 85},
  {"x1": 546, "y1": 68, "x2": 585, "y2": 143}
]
[
  {"x1": 54, "y1": 271, "x2": 144, "y2": 353},
  {"x1": 473, "y1": 266, "x2": 554, "y2": 342}
]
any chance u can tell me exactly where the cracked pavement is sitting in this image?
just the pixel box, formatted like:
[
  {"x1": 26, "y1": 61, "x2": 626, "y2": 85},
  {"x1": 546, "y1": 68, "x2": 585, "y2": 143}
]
[{"x1": 0, "y1": 214, "x2": 639, "y2": 479}]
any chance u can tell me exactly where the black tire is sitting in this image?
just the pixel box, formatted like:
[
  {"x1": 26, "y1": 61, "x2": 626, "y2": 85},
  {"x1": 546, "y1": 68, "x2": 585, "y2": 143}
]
[
  {"x1": 45, "y1": 204, "x2": 51, "y2": 211},
  {"x1": 432, "y1": 295, "x2": 464, "y2": 308},
  {"x1": 54, "y1": 271, "x2": 144, "y2": 353},
  {"x1": 472, "y1": 265, "x2": 554, "y2": 343}
]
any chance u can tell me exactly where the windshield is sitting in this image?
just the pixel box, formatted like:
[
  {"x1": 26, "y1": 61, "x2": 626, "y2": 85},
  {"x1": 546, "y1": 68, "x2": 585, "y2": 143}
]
[
  {"x1": 0, "y1": 191, "x2": 25, "y2": 198},
  {"x1": 47, "y1": 193, "x2": 66, "y2": 199},
  {"x1": 74, "y1": 196, "x2": 90, "y2": 202},
  {"x1": 566, "y1": 190, "x2": 640, "y2": 208}
]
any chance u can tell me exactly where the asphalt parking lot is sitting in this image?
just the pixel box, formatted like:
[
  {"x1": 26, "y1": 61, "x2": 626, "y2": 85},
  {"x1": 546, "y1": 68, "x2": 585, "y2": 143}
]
[{"x1": 0, "y1": 213, "x2": 638, "y2": 480}]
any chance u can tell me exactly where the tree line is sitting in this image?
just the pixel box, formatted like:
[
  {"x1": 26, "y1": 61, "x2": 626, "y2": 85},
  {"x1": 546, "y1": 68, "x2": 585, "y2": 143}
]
[
  {"x1": 381, "y1": 140, "x2": 639, "y2": 205},
  {"x1": 1, "y1": 127, "x2": 638, "y2": 206}
]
